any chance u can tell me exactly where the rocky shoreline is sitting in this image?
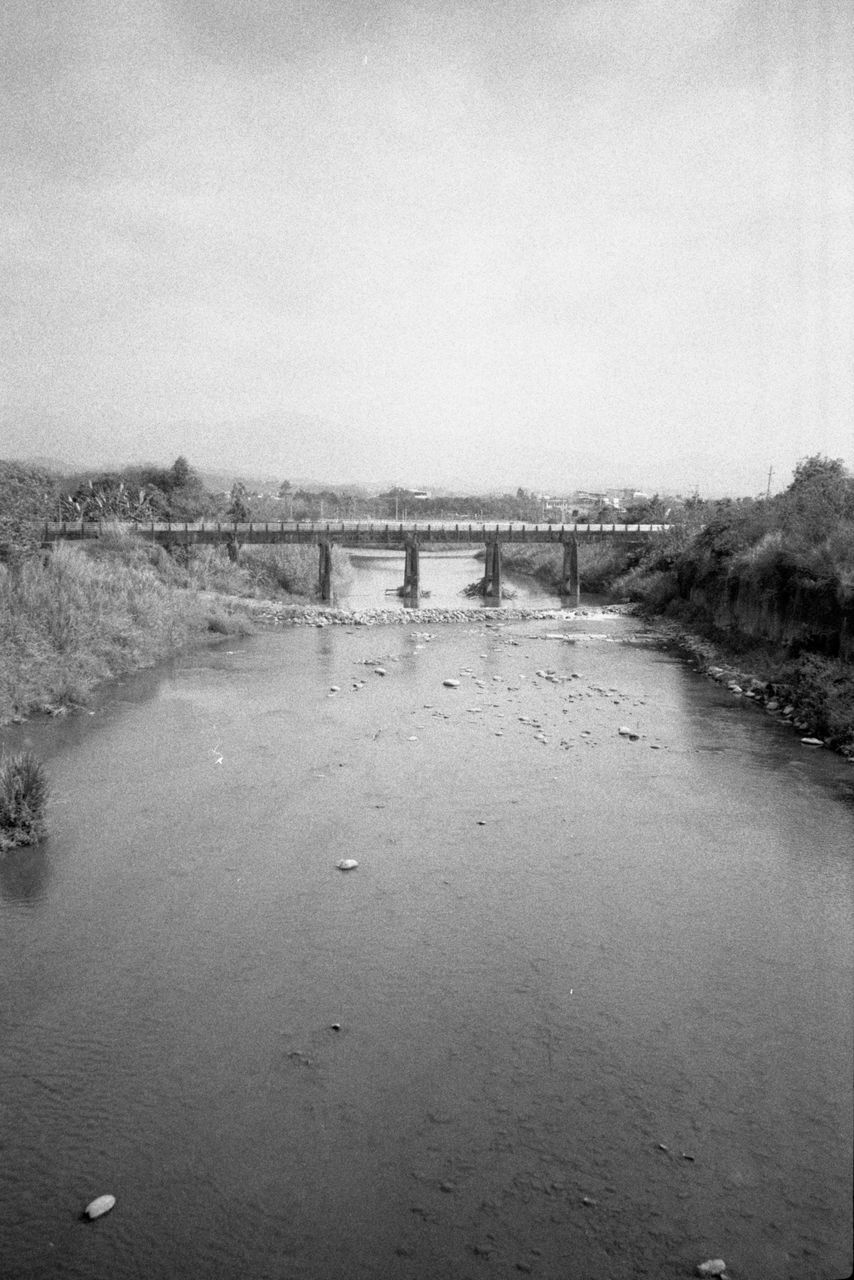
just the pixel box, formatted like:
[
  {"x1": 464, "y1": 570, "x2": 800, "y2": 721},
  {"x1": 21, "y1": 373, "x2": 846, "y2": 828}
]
[
  {"x1": 214, "y1": 593, "x2": 853, "y2": 760},
  {"x1": 222, "y1": 596, "x2": 632, "y2": 628},
  {"x1": 645, "y1": 617, "x2": 854, "y2": 761}
]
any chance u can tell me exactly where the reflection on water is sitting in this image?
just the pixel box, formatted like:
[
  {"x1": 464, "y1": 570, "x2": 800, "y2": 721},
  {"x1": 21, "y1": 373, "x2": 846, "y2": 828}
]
[
  {"x1": 0, "y1": 841, "x2": 53, "y2": 905},
  {"x1": 342, "y1": 549, "x2": 564, "y2": 610}
]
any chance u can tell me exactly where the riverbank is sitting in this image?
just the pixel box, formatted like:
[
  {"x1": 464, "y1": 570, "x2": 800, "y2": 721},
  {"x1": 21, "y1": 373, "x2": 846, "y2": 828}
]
[
  {"x1": 0, "y1": 536, "x2": 282, "y2": 725},
  {"x1": 497, "y1": 540, "x2": 638, "y2": 593},
  {"x1": 642, "y1": 612, "x2": 854, "y2": 760},
  {"x1": 499, "y1": 527, "x2": 853, "y2": 759},
  {"x1": 0, "y1": 526, "x2": 628, "y2": 726}
]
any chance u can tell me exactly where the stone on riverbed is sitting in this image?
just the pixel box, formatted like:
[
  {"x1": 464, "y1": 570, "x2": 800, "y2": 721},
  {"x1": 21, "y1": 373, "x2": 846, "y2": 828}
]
[
  {"x1": 336, "y1": 859, "x2": 359, "y2": 871},
  {"x1": 696, "y1": 1261, "x2": 727, "y2": 1277},
  {"x1": 84, "y1": 1194, "x2": 116, "y2": 1220},
  {"x1": 443, "y1": 679, "x2": 460, "y2": 688}
]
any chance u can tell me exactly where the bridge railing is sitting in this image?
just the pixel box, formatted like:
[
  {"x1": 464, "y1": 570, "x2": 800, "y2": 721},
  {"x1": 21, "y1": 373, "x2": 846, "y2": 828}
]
[{"x1": 39, "y1": 519, "x2": 671, "y2": 540}]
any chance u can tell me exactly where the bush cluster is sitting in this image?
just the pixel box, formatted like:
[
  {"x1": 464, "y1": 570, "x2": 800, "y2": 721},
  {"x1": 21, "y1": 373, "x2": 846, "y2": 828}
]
[
  {"x1": 0, "y1": 751, "x2": 49, "y2": 852},
  {"x1": 613, "y1": 457, "x2": 853, "y2": 652}
]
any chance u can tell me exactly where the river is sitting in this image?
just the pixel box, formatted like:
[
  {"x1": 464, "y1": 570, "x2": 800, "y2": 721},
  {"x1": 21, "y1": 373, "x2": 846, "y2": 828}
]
[
  {"x1": 1, "y1": 557, "x2": 852, "y2": 1280},
  {"x1": 340, "y1": 547, "x2": 563, "y2": 610}
]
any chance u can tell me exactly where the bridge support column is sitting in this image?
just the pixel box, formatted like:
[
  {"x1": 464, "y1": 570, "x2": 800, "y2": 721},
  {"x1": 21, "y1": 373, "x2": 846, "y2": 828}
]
[
  {"x1": 484, "y1": 538, "x2": 502, "y2": 601},
  {"x1": 561, "y1": 536, "x2": 579, "y2": 605},
  {"x1": 403, "y1": 538, "x2": 420, "y2": 601},
  {"x1": 318, "y1": 539, "x2": 333, "y2": 602}
]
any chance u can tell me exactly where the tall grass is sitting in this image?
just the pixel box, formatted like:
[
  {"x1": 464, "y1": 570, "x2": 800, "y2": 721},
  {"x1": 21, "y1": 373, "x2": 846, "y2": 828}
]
[
  {"x1": 0, "y1": 538, "x2": 235, "y2": 720},
  {"x1": 498, "y1": 541, "x2": 637, "y2": 594},
  {"x1": 238, "y1": 544, "x2": 353, "y2": 599},
  {"x1": 0, "y1": 531, "x2": 355, "y2": 722},
  {"x1": 0, "y1": 750, "x2": 48, "y2": 851}
]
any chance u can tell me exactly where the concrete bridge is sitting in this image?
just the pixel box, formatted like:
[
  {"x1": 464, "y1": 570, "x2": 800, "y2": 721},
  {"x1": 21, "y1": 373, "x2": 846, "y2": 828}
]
[{"x1": 40, "y1": 519, "x2": 670, "y2": 604}]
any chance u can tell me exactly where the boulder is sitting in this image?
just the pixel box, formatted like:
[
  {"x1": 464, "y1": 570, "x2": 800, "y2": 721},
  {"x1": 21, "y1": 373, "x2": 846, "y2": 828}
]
[{"x1": 84, "y1": 1195, "x2": 116, "y2": 1220}]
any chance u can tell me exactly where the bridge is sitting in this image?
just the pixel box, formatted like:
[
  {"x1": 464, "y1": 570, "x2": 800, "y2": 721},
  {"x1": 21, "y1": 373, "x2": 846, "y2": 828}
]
[{"x1": 40, "y1": 519, "x2": 670, "y2": 604}]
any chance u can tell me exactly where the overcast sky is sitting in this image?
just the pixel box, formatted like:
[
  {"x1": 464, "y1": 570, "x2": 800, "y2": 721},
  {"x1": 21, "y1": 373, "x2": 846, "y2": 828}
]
[{"x1": 1, "y1": 0, "x2": 851, "y2": 494}]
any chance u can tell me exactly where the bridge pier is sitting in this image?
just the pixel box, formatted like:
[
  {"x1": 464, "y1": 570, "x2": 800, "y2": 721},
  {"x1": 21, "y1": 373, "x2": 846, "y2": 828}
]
[
  {"x1": 561, "y1": 536, "x2": 580, "y2": 605},
  {"x1": 484, "y1": 538, "x2": 502, "y2": 601},
  {"x1": 318, "y1": 539, "x2": 333, "y2": 602},
  {"x1": 403, "y1": 538, "x2": 420, "y2": 601}
]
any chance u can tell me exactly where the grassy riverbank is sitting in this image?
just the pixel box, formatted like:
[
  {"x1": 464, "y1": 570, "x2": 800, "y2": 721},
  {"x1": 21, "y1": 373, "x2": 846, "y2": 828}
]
[
  {"x1": 498, "y1": 540, "x2": 638, "y2": 593},
  {"x1": 0, "y1": 528, "x2": 350, "y2": 724},
  {"x1": 608, "y1": 459, "x2": 854, "y2": 756},
  {"x1": 499, "y1": 459, "x2": 854, "y2": 756}
]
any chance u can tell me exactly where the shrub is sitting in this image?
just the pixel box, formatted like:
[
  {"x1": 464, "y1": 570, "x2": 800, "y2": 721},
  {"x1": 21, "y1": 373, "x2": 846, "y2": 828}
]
[
  {"x1": 239, "y1": 544, "x2": 353, "y2": 599},
  {"x1": 0, "y1": 751, "x2": 49, "y2": 851},
  {"x1": 611, "y1": 566, "x2": 680, "y2": 607},
  {"x1": 776, "y1": 654, "x2": 854, "y2": 751}
]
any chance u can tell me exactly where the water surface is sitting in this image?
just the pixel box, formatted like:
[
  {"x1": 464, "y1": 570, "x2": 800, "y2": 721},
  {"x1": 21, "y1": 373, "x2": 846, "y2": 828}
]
[{"x1": 1, "y1": 614, "x2": 851, "y2": 1280}]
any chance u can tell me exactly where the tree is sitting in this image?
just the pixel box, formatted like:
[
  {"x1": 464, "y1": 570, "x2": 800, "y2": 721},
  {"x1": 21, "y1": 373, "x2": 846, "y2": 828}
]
[
  {"x1": 0, "y1": 461, "x2": 63, "y2": 559},
  {"x1": 784, "y1": 455, "x2": 854, "y2": 543},
  {"x1": 226, "y1": 482, "x2": 249, "y2": 522},
  {"x1": 170, "y1": 455, "x2": 191, "y2": 488}
]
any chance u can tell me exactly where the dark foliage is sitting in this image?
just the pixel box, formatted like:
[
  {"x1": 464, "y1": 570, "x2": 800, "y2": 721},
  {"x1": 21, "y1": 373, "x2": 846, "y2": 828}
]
[{"x1": 0, "y1": 751, "x2": 49, "y2": 851}]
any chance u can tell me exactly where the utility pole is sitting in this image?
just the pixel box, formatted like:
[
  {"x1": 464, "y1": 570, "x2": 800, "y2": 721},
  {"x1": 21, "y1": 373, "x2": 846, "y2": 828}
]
[{"x1": 766, "y1": 466, "x2": 773, "y2": 499}]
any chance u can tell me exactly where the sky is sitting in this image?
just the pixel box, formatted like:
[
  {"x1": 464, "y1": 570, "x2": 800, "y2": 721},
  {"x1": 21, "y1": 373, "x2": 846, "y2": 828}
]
[{"x1": 1, "y1": 0, "x2": 852, "y2": 495}]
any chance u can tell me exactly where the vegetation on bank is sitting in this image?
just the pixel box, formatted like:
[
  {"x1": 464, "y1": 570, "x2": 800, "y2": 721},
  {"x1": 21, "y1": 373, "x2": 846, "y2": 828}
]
[
  {"x1": 608, "y1": 457, "x2": 854, "y2": 754},
  {"x1": 0, "y1": 521, "x2": 350, "y2": 724},
  {"x1": 0, "y1": 750, "x2": 49, "y2": 852},
  {"x1": 1, "y1": 450, "x2": 851, "y2": 751},
  {"x1": 499, "y1": 540, "x2": 640, "y2": 595}
]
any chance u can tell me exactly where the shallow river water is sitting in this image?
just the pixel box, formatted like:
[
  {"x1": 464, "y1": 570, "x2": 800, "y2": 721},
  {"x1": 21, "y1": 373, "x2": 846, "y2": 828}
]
[
  {"x1": 340, "y1": 548, "x2": 562, "y2": 611},
  {"x1": 1, "y1": 606, "x2": 852, "y2": 1280}
]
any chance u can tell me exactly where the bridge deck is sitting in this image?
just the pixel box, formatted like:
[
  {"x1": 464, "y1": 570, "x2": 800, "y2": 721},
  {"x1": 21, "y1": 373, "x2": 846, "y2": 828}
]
[{"x1": 42, "y1": 519, "x2": 670, "y2": 546}]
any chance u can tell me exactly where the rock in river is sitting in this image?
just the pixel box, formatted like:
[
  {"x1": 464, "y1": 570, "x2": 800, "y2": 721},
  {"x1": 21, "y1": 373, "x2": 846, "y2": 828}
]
[
  {"x1": 84, "y1": 1194, "x2": 116, "y2": 1220},
  {"x1": 336, "y1": 859, "x2": 359, "y2": 871}
]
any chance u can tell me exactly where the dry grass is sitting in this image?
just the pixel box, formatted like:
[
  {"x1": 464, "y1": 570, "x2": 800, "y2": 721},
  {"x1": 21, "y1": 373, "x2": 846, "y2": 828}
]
[
  {"x1": 0, "y1": 530, "x2": 354, "y2": 722},
  {"x1": 0, "y1": 537, "x2": 249, "y2": 721}
]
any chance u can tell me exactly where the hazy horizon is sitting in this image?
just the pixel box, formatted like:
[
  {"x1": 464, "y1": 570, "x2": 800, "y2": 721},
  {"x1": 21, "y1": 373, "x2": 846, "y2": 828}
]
[{"x1": 2, "y1": 1, "x2": 852, "y2": 497}]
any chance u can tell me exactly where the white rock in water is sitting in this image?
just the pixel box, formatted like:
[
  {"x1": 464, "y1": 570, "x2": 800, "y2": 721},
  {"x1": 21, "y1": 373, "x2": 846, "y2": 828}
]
[
  {"x1": 84, "y1": 1194, "x2": 116, "y2": 1220},
  {"x1": 696, "y1": 1261, "x2": 727, "y2": 1277},
  {"x1": 443, "y1": 679, "x2": 460, "y2": 688},
  {"x1": 374, "y1": 667, "x2": 387, "y2": 676},
  {"x1": 801, "y1": 737, "x2": 823, "y2": 746},
  {"x1": 336, "y1": 859, "x2": 359, "y2": 871}
]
